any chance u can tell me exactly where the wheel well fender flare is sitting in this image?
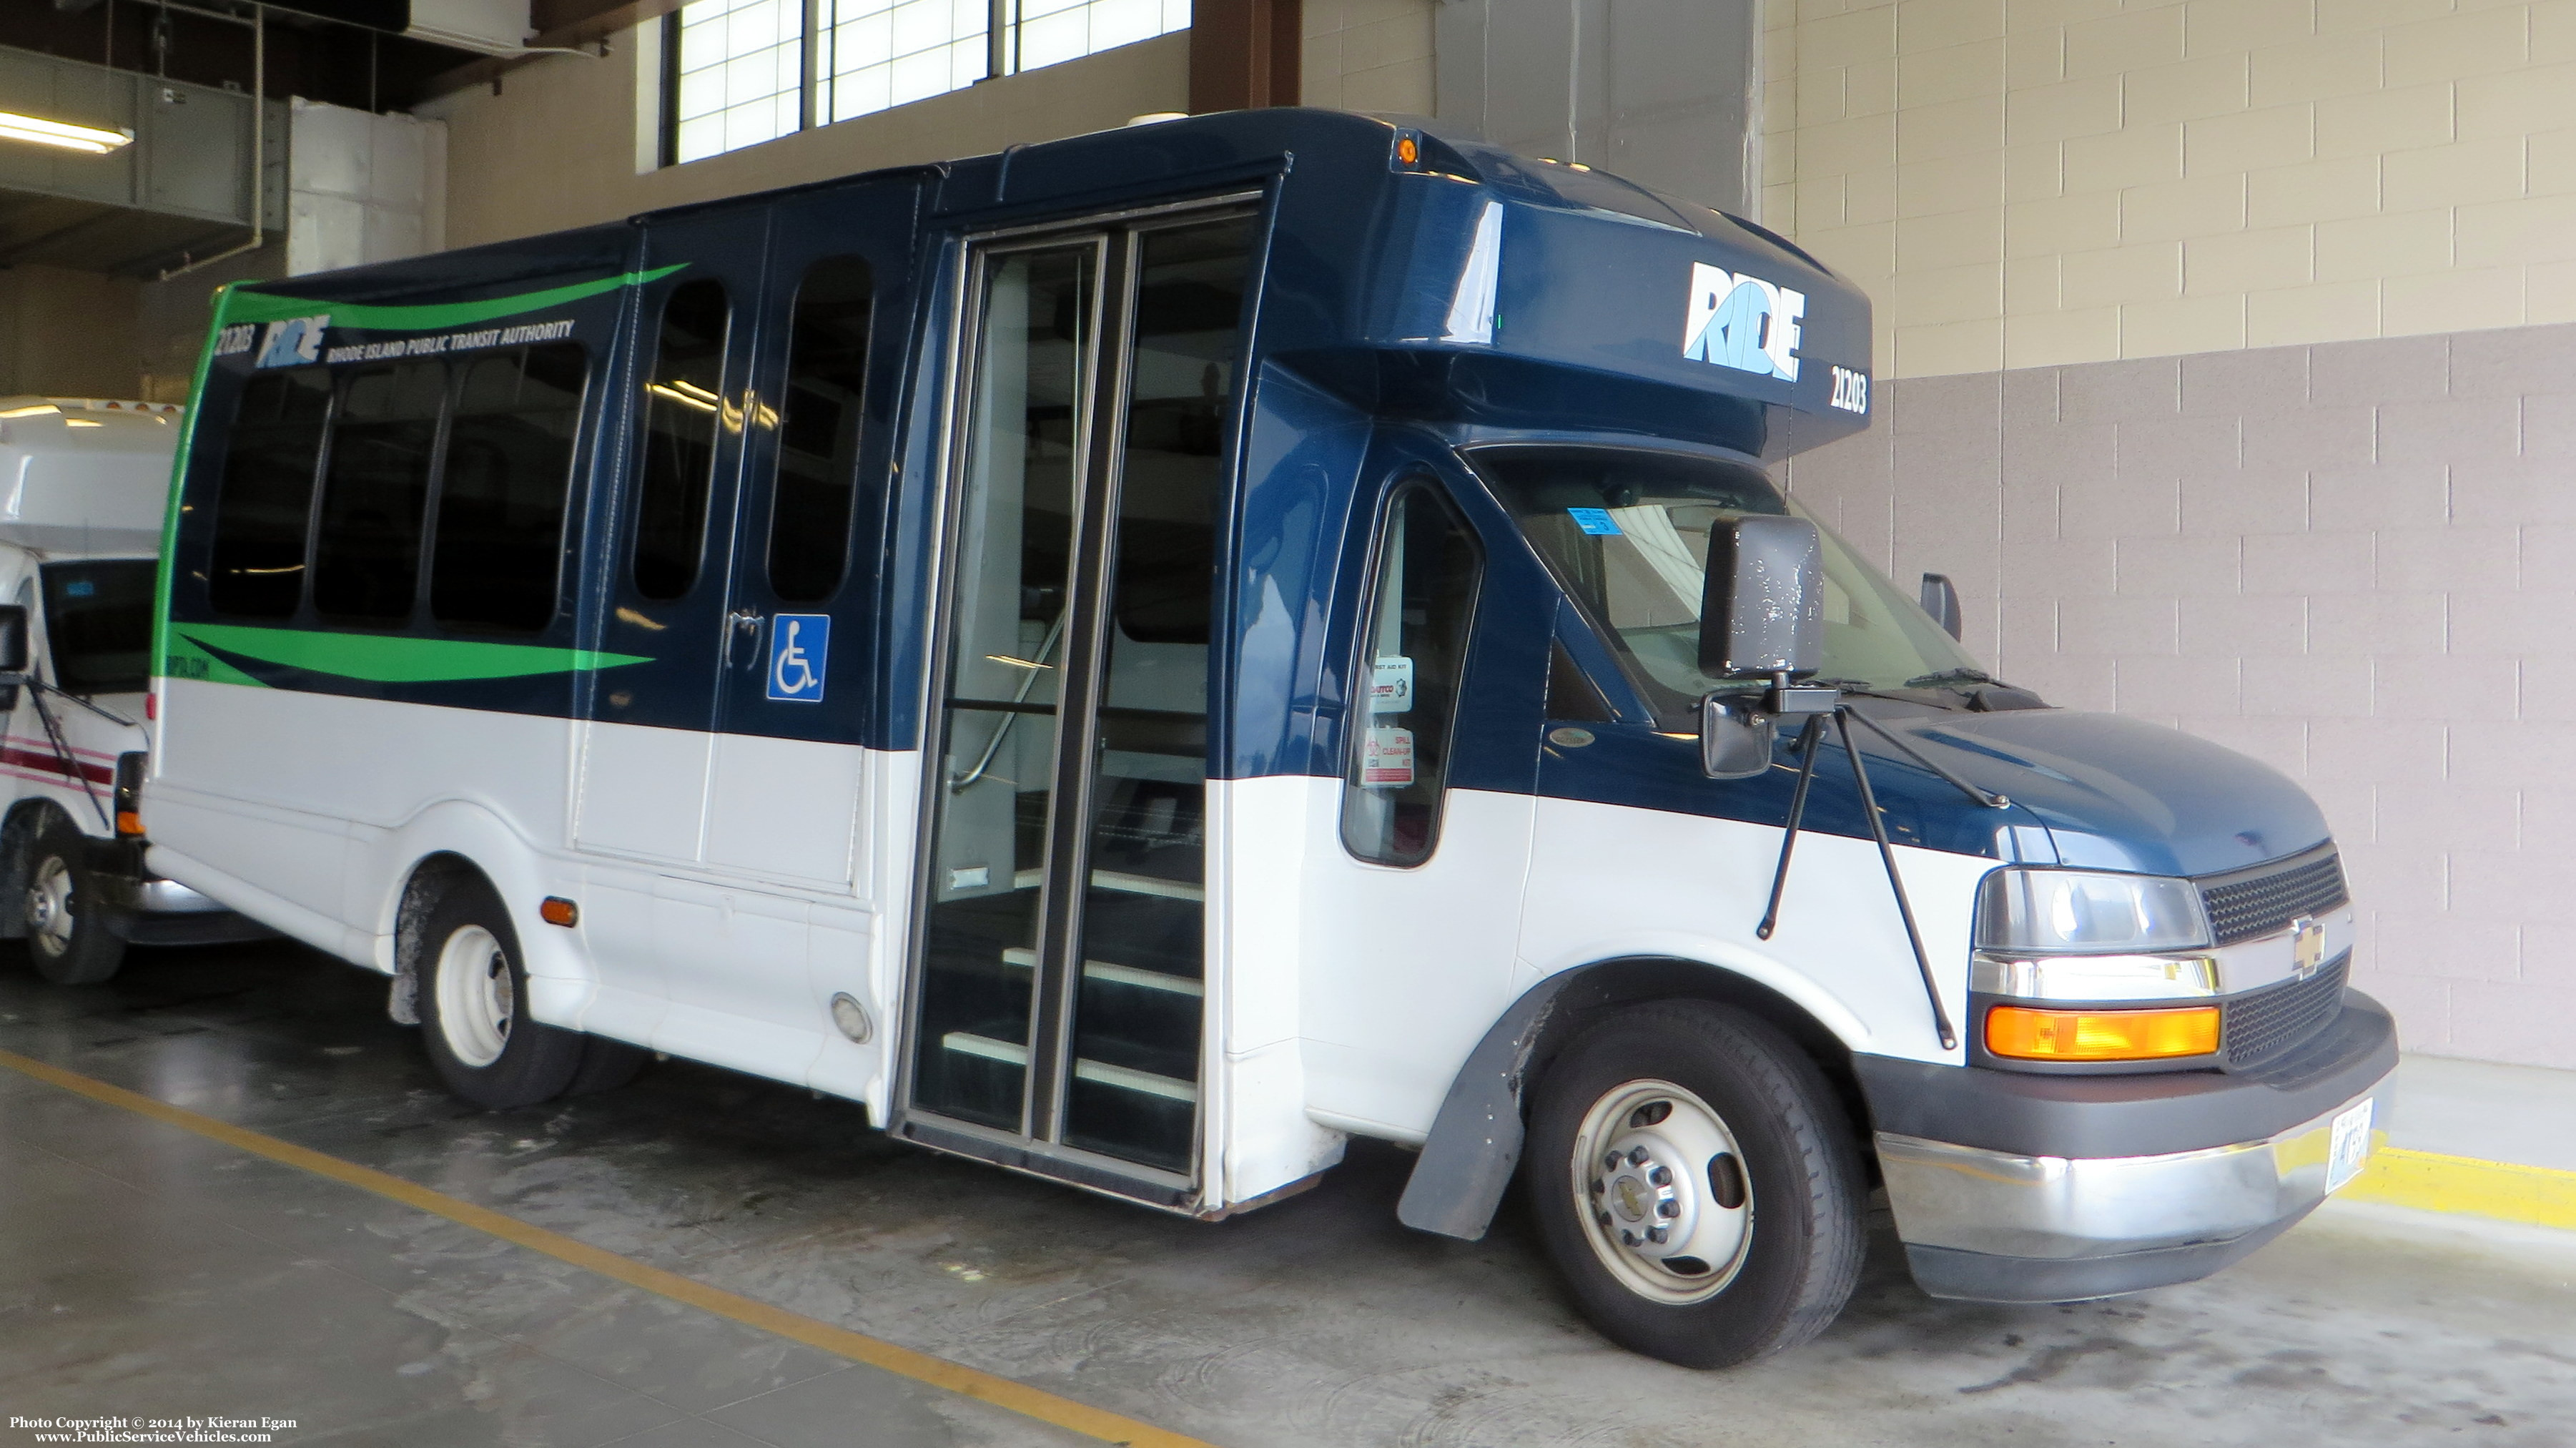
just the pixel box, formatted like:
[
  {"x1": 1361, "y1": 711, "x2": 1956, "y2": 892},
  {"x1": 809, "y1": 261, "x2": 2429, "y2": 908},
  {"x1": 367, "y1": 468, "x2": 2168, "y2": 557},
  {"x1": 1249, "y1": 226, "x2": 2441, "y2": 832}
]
[{"x1": 1395, "y1": 957, "x2": 1865, "y2": 1242}]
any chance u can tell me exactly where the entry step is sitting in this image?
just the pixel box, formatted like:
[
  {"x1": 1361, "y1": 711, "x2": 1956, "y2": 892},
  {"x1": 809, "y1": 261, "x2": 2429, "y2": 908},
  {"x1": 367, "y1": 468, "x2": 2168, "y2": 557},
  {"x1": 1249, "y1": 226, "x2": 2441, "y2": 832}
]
[
  {"x1": 998, "y1": 947, "x2": 1204, "y2": 998},
  {"x1": 939, "y1": 1032, "x2": 1199, "y2": 1103},
  {"x1": 1013, "y1": 867, "x2": 1203, "y2": 902}
]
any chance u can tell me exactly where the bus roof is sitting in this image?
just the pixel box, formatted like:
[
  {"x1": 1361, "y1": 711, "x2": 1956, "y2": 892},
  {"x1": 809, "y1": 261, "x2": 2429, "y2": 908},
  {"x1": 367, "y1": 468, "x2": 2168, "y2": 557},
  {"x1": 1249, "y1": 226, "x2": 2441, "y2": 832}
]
[{"x1": 214, "y1": 108, "x2": 1875, "y2": 460}]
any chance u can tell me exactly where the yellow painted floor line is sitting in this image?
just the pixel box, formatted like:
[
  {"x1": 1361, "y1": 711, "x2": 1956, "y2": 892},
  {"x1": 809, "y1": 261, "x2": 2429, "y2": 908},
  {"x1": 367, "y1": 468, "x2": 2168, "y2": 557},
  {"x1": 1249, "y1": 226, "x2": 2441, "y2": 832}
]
[
  {"x1": 0, "y1": 1046, "x2": 1218, "y2": 1448},
  {"x1": 2344, "y1": 1144, "x2": 2576, "y2": 1231}
]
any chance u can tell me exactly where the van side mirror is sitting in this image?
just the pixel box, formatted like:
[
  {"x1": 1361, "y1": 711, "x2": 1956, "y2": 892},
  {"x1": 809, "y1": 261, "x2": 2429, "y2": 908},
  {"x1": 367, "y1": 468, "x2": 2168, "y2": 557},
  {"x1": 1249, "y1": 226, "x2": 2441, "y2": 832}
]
[
  {"x1": 1920, "y1": 572, "x2": 1963, "y2": 640},
  {"x1": 0, "y1": 604, "x2": 28, "y2": 677},
  {"x1": 1698, "y1": 514, "x2": 1823, "y2": 680},
  {"x1": 1700, "y1": 693, "x2": 1776, "y2": 779}
]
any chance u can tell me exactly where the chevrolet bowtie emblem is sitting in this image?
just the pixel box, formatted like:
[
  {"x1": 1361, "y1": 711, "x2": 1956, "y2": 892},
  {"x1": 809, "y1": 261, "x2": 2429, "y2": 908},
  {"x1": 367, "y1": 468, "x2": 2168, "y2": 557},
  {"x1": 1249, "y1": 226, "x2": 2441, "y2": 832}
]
[{"x1": 2291, "y1": 916, "x2": 2326, "y2": 980}]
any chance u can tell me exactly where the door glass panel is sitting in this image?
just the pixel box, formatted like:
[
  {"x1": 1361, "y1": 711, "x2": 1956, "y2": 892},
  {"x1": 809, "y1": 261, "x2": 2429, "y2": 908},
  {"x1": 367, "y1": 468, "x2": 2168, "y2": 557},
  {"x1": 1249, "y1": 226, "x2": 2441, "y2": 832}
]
[
  {"x1": 768, "y1": 255, "x2": 874, "y2": 603},
  {"x1": 911, "y1": 245, "x2": 1095, "y2": 1133},
  {"x1": 1341, "y1": 483, "x2": 1483, "y2": 867},
  {"x1": 633, "y1": 278, "x2": 731, "y2": 601},
  {"x1": 1059, "y1": 217, "x2": 1252, "y2": 1172}
]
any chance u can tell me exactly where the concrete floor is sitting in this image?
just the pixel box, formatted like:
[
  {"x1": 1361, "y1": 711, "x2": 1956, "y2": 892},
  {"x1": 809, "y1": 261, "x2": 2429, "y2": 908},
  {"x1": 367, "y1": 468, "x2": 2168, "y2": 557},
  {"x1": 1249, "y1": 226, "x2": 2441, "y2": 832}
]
[{"x1": 3, "y1": 942, "x2": 2573, "y2": 1448}]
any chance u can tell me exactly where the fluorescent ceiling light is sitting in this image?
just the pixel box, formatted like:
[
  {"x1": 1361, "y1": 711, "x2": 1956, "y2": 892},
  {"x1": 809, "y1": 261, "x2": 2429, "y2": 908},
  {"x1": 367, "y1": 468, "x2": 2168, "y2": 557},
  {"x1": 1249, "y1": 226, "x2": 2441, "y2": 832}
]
[
  {"x1": 0, "y1": 112, "x2": 134, "y2": 154},
  {"x1": 0, "y1": 404, "x2": 59, "y2": 418},
  {"x1": 63, "y1": 418, "x2": 102, "y2": 428}
]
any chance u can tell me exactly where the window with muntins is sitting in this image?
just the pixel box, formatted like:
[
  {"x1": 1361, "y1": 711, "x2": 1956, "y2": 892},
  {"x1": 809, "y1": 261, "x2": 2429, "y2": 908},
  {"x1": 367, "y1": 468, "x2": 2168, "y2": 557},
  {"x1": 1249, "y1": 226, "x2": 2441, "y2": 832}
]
[
  {"x1": 312, "y1": 361, "x2": 445, "y2": 622},
  {"x1": 767, "y1": 256, "x2": 874, "y2": 602},
  {"x1": 1341, "y1": 482, "x2": 1482, "y2": 868},
  {"x1": 431, "y1": 345, "x2": 589, "y2": 632},
  {"x1": 633, "y1": 279, "x2": 732, "y2": 601},
  {"x1": 209, "y1": 367, "x2": 332, "y2": 617},
  {"x1": 666, "y1": 0, "x2": 1188, "y2": 162}
]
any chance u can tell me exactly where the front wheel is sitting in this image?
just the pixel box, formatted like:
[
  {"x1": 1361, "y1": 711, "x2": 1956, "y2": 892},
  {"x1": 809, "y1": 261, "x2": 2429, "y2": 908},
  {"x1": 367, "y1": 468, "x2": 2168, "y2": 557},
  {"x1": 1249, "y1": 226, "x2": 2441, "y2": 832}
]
[
  {"x1": 24, "y1": 821, "x2": 127, "y2": 985},
  {"x1": 1525, "y1": 1000, "x2": 1866, "y2": 1368},
  {"x1": 417, "y1": 877, "x2": 583, "y2": 1109}
]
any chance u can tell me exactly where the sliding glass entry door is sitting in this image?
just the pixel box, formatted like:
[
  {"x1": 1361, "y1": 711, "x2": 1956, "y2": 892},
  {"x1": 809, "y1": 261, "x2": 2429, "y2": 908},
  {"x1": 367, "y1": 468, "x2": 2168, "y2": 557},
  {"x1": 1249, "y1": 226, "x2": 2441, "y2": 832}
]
[{"x1": 903, "y1": 202, "x2": 1255, "y2": 1196}]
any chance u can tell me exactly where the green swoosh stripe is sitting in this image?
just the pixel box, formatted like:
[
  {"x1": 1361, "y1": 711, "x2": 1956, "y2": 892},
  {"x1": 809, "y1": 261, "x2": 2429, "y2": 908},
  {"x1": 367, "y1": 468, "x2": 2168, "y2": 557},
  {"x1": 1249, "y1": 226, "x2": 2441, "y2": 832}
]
[
  {"x1": 214, "y1": 264, "x2": 688, "y2": 332},
  {"x1": 174, "y1": 624, "x2": 651, "y2": 684}
]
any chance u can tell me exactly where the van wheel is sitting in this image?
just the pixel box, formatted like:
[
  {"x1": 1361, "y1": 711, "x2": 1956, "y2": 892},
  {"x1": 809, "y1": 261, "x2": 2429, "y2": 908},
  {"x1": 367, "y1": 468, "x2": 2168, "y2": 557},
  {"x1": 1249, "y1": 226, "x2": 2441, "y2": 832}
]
[
  {"x1": 1525, "y1": 1001, "x2": 1865, "y2": 1369},
  {"x1": 24, "y1": 821, "x2": 127, "y2": 986},
  {"x1": 417, "y1": 878, "x2": 582, "y2": 1109}
]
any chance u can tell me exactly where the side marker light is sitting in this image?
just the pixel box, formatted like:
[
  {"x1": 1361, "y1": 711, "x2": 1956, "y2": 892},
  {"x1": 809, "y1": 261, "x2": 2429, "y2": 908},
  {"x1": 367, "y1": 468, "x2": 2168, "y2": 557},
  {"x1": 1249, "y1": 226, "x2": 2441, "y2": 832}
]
[{"x1": 539, "y1": 897, "x2": 580, "y2": 927}]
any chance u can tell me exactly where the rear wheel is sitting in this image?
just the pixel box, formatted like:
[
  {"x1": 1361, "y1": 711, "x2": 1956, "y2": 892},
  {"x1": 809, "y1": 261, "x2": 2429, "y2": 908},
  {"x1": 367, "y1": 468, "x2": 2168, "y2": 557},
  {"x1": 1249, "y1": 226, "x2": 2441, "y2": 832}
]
[
  {"x1": 416, "y1": 877, "x2": 582, "y2": 1109},
  {"x1": 1526, "y1": 1000, "x2": 1865, "y2": 1368},
  {"x1": 24, "y1": 820, "x2": 127, "y2": 986}
]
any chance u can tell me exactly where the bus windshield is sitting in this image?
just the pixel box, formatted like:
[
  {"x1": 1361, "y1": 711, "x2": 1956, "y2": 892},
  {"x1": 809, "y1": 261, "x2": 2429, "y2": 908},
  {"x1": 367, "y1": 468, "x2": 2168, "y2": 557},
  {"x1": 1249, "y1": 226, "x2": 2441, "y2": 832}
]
[{"x1": 1471, "y1": 445, "x2": 1985, "y2": 722}]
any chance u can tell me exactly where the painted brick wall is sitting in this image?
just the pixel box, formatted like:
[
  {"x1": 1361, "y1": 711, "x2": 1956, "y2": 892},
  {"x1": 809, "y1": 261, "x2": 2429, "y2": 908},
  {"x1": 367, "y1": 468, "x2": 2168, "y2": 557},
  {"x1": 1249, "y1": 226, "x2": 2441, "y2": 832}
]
[
  {"x1": 1782, "y1": 320, "x2": 2576, "y2": 1070},
  {"x1": 1762, "y1": 0, "x2": 2576, "y2": 380}
]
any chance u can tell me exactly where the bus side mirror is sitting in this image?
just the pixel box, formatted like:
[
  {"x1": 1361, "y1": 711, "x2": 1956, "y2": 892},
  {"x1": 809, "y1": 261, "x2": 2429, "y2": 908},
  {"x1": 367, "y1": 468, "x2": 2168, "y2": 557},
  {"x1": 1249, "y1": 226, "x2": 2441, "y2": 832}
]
[
  {"x1": 0, "y1": 604, "x2": 28, "y2": 678},
  {"x1": 1698, "y1": 515, "x2": 1823, "y2": 680},
  {"x1": 1920, "y1": 572, "x2": 1963, "y2": 639},
  {"x1": 1700, "y1": 693, "x2": 1776, "y2": 779}
]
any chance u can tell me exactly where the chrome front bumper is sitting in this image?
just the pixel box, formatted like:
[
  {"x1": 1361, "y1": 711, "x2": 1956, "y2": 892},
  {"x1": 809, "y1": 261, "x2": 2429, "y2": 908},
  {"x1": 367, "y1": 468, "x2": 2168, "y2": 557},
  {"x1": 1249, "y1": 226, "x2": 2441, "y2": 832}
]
[{"x1": 1878, "y1": 1083, "x2": 2388, "y2": 1302}]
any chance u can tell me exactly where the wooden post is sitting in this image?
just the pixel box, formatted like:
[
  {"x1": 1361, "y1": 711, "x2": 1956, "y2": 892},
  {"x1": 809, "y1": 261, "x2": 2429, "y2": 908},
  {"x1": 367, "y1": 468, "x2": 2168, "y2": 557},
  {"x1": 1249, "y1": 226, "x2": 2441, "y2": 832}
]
[{"x1": 1189, "y1": 0, "x2": 1301, "y2": 114}]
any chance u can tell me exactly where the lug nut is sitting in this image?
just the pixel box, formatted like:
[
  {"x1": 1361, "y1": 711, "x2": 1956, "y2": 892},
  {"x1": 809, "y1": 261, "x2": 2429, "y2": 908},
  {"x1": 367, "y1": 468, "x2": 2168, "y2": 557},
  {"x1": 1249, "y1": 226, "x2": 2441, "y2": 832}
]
[
  {"x1": 1657, "y1": 1199, "x2": 1679, "y2": 1217},
  {"x1": 1649, "y1": 1166, "x2": 1672, "y2": 1187},
  {"x1": 1627, "y1": 1146, "x2": 1649, "y2": 1166}
]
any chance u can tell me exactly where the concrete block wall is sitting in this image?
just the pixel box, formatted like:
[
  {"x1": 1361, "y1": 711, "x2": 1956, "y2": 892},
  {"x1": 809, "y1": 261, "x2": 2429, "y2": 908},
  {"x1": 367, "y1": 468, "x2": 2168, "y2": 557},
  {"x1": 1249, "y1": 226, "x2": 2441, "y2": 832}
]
[
  {"x1": 1783, "y1": 320, "x2": 2576, "y2": 1070},
  {"x1": 1761, "y1": 0, "x2": 2576, "y2": 380},
  {"x1": 1301, "y1": 0, "x2": 1437, "y2": 115}
]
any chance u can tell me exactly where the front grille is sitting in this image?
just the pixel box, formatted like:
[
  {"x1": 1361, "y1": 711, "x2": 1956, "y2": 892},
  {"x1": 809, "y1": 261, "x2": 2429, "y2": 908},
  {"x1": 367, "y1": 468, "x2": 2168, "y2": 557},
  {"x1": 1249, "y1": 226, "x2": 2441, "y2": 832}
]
[
  {"x1": 2222, "y1": 954, "x2": 2348, "y2": 1069},
  {"x1": 2200, "y1": 850, "x2": 2348, "y2": 945}
]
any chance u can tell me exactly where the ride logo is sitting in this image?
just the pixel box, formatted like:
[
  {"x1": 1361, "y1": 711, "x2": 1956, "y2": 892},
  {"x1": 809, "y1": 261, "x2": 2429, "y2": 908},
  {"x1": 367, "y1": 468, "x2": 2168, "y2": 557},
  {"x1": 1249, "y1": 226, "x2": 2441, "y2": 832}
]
[{"x1": 1680, "y1": 262, "x2": 1802, "y2": 383}]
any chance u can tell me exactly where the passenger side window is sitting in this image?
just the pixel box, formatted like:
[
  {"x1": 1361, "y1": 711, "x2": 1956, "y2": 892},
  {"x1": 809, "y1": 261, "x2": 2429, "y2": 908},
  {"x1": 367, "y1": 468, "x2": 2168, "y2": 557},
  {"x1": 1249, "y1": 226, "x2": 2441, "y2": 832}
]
[
  {"x1": 768, "y1": 256, "x2": 873, "y2": 602},
  {"x1": 312, "y1": 360, "x2": 445, "y2": 621},
  {"x1": 209, "y1": 368, "x2": 332, "y2": 617},
  {"x1": 430, "y1": 344, "x2": 588, "y2": 632},
  {"x1": 1341, "y1": 482, "x2": 1483, "y2": 867},
  {"x1": 632, "y1": 278, "x2": 731, "y2": 600}
]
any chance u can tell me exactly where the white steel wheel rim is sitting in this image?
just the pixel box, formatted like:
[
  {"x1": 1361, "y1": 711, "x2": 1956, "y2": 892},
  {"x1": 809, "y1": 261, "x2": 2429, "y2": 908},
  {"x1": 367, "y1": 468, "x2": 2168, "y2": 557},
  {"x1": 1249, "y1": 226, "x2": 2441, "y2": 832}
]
[
  {"x1": 434, "y1": 925, "x2": 513, "y2": 1068},
  {"x1": 1571, "y1": 1078, "x2": 1755, "y2": 1305},
  {"x1": 26, "y1": 856, "x2": 74, "y2": 958}
]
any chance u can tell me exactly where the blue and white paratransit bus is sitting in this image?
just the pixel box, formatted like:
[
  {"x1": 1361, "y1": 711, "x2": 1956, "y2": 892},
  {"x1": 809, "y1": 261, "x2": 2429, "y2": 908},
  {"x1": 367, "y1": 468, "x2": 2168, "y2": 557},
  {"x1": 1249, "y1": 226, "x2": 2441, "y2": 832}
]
[{"x1": 147, "y1": 109, "x2": 2394, "y2": 1366}]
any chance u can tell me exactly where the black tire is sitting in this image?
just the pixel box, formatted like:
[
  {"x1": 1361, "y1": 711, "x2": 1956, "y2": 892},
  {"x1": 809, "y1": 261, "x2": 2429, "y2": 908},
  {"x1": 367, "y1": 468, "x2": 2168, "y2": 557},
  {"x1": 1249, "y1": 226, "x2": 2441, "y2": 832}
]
[
  {"x1": 23, "y1": 819, "x2": 127, "y2": 986},
  {"x1": 566, "y1": 1035, "x2": 651, "y2": 1096},
  {"x1": 415, "y1": 875, "x2": 583, "y2": 1110},
  {"x1": 1524, "y1": 1000, "x2": 1866, "y2": 1369}
]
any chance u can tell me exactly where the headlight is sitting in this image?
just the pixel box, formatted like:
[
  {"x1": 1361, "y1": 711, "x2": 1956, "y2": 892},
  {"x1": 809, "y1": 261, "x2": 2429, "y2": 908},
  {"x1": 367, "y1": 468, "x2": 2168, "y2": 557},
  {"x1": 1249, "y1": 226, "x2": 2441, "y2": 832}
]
[
  {"x1": 1975, "y1": 869, "x2": 2209, "y2": 955},
  {"x1": 1972, "y1": 869, "x2": 2220, "y2": 1016}
]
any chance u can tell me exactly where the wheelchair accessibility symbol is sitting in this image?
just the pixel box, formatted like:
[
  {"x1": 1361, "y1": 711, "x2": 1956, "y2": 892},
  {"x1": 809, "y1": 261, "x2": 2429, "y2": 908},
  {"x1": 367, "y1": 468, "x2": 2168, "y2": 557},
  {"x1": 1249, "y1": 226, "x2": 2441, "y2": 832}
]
[{"x1": 766, "y1": 613, "x2": 830, "y2": 703}]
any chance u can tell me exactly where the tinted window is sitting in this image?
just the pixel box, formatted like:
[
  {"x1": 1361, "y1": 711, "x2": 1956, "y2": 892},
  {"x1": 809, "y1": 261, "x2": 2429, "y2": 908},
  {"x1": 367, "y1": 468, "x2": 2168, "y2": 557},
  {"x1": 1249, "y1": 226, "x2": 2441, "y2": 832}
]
[
  {"x1": 209, "y1": 368, "x2": 331, "y2": 616},
  {"x1": 41, "y1": 560, "x2": 157, "y2": 695},
  {"x1": 431, "y1": 345, "x2": 588, "y2": 631},
  {"x1": 1341, "y1": 483, "x2": 1481, "y2": 867},
  {"x1": 633, "y1": 279, "x2": 730, "y2": 600},
  {"x1": 768, "y1": 257, "x2": 873, "y2": 602},
  {"x1": 312, "y1": 361, "x2": 445, "y2": 621}
]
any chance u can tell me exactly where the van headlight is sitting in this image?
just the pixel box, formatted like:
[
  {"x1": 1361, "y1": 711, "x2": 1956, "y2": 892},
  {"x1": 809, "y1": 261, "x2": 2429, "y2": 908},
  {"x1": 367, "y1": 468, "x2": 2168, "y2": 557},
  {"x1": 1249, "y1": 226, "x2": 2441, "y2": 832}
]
[{"x1": 1971, "y1": 868, "x2": 2221, "y2": 1014}]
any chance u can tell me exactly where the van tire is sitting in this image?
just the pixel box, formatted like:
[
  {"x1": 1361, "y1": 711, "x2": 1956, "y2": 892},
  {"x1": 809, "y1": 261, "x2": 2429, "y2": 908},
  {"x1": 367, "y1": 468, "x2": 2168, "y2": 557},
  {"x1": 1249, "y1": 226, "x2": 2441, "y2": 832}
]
[
  {"x1": 23, "y1": 820, "x2": 127, "y2": 986},
  {"x1": 567, "y1": 1036, "x2": 651, "y2": 1096},
  {"x1": 416, "y1": 877, "x2": 582, "y2": 1110},
  {"x1": 1524, "y1": 1000, "x2": 1865, "y2": 1369}
]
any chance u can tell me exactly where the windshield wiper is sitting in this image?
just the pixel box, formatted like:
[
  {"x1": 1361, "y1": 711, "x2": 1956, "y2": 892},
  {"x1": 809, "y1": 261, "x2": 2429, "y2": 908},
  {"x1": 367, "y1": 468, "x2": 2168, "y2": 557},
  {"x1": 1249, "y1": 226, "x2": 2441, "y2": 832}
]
[{"x1": 1900, "y1": 667, "x2": 1999, "y2": 690}]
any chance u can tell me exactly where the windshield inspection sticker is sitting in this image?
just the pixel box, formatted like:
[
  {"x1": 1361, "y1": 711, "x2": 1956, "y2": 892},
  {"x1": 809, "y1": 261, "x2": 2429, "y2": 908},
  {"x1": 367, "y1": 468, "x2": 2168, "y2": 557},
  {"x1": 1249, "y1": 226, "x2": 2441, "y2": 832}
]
[
  {"x1": 1363, "y1": 727, "x2": 1416, "y2": 787},
  {"x1": 1371, "y1": 654, "x2": 1415, "y2": 712},
  {"x1": 766, "y1": 613, "x2": 830, "y2": 702},
  {"x1": 1568, "y1": 507, "x2": 1624, "y2": 536},
  {"x1": 1682, "y1": 262, "x2": 1803, "y2": 382}
]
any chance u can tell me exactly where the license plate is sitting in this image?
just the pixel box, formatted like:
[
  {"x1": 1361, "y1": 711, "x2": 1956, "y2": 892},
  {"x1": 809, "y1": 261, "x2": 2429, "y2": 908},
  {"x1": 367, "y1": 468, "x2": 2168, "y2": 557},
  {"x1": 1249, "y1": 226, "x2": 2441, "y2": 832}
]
[{"x1": 2325, "y1": 1099, "x2": 2375, "y2": 1193}]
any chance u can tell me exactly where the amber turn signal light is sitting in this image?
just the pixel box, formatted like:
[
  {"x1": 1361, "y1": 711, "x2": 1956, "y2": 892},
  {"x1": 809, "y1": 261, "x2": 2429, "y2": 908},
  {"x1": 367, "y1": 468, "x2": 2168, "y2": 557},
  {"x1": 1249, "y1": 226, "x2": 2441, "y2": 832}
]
[
  {"x1": 539, "y1": 896, "x2": 579, "y2": 927},
  {"x1": 1985, "y1": 1003, "x2": 2219, "y2": 1061}
]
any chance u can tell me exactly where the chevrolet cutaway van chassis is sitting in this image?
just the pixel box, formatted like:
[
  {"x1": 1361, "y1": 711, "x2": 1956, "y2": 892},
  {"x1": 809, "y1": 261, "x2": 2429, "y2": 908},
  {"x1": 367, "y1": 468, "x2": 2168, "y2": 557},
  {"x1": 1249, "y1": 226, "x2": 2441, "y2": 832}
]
[{"x1": 147, "y1": 110, "x2": 2394, "y2": 1366}]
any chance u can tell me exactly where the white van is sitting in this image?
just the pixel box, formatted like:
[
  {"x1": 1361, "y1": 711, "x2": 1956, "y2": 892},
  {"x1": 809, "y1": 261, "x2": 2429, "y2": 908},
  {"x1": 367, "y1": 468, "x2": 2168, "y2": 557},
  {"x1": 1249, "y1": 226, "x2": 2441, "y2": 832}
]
[{"x1": 0, "y1": 397, "x2": 262, "y2": 982}]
